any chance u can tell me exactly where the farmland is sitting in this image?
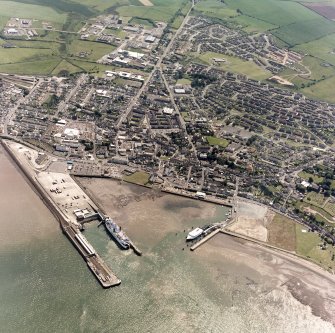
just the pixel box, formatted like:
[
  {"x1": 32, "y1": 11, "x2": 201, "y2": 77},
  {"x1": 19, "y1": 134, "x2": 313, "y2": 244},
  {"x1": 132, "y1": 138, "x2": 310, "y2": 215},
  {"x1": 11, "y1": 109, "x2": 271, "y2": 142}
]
[
  {"x1": 272, "y1": 18, "x2": 335, "y2": 46},
  {"x1": 0, "y1": 1, "x2": 67, "y2": 23},
  {"x1": 187, "y1": 0, "x2": 335, "y2": 101},
  {"x1": 194, "y1": 0, "x2": 238, "y2": 20},
  {"x1": 0, "y1": 0, "x2": 335, "y2": 103},
  {"x1": 0, "y1": 58, "x2": 60, "y2": 75},
  {"x1": 302, "y1": 75, "x2": 335, "y2": 103},
  {"x1": 267, "y1": 214, "x2": 335, "y2": 270}
]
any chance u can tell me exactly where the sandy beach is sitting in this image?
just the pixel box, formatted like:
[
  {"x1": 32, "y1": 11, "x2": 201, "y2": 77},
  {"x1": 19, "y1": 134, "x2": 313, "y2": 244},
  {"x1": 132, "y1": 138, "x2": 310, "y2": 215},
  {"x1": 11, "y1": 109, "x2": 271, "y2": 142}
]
[{"x1": 200, "y1": 234, "x2": 335, "y2": 326}]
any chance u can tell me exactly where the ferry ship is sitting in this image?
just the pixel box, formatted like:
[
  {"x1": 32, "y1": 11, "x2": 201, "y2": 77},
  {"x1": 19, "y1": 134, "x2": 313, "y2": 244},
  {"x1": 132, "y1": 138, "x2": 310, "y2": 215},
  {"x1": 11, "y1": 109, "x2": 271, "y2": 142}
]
[
  {"x1": 186, "y1": 224, "x2": 218, "y2": 241},
  {"x1": 104, "y1": 217, "x2": 130, "y2": 250},
  {"x1": 186, "y1": 227, "x2": 204, "y2": 241}
]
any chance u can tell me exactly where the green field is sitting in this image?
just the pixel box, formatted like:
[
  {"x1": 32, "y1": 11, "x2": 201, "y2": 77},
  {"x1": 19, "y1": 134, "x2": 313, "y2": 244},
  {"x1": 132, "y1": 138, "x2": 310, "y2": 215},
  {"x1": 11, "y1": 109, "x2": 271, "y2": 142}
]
[
  {"x1": 71, "y1": 0, "x2": 141, "y2": 12},
  {"x1": 124, "y1": 171, "x2": 150, "y2": 185},
  {"x1": 301, "y1": 56, "x2": 335, "y2": 81},
  {"x1": 267, "y1": 213, "x2": 335, "y2": 270},
  {"x1": 294, "y1": 34, "x2": 335, "y2": 66},
  {"x1": 206, "y1": 136, "x2": 229, "y2": 148},
  {"x1": 267, "y1": 214, "x2": 296, "y2": 251},
  {"x1": 225, "y1": 0, "x2": 321, "y2": 26},
  {"x1": 194, "y1": 0, "x2": 238, "y2": 20},
  {"x1": 231, "y1": 15, "x2": 278, "y2": 33},
  {"x1": 304, "y1": 192, "x2": 326, "y2": 207},
  {"x1": 302, "y1": 75, "x2": 335, "y2": 103},
  {"x1": 129, "y1": 17, "x2": 155, "y2": 28},
  {"x1": 67, "y1": 39, "x2": 115, "y2": 62},
  {"x1": 295, "y1": 225, "x2": 334, "y2": 270},
  {"x1": 298, "y1": 171, "x2": 324, "y2": 184},
  {"x1": 0, "y1": 58, "x2": 60, "y2": 75},
  {"x1": 192, "y1": 52, "x2": 272, "y2": 81},
  {"x1": 0, "y1": 47, "x2": 55, "y2": 64},
  {"x1": 51, "y1": 59, "x2": 83, "y2": 76},
  {"x1": 273, "y1": 18, "x2": 335, "y2": 46},
  {"x1": 0, "y1": 1, "x2": 67, "y2": 23},
  {"x1": 117, "y1": 0, "x2": 188, "y2": 22}
]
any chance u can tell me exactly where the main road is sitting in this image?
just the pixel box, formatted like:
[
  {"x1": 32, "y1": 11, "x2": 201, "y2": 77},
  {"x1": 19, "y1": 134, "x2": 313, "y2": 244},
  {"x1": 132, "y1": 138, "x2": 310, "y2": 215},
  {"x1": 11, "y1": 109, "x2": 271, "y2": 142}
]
[
  {"x1": 116, "y1": 0, "x2": 195, "y2": 128},
  {"x1": 3, "y1": 78, "x2": 42, "y2": 136}
]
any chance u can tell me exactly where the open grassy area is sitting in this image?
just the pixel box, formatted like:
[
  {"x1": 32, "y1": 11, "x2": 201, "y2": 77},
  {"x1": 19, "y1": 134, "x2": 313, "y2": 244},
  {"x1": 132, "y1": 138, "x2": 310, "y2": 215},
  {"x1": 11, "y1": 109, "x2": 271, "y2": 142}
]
[
  {"x1": 297, "y1": 200, "x2": 334, "y2": 221},
  {"x1": 273, "y1": 18, "x2": 335, "y2": 46},
  {"x1": 0, "y1": 58, "x2": 60, "y2": 75},
  {"x1": 117, "y1": 0, "x2": 188, "y2": 22},
  {"x1": 300, "y1": 56, "x2": 335, "y2": 81},
  {"x1": 176, "y1": 78, "x2": 191, "y2": 85},
  {"x1": 129, "y1": 17, "x2": 155, "y2": 28},
  {"x1": 67, "y1": 39, "x2": 115, "y2": 61},
  {"x1": 192, "y1": 52, "x2": 271, "y2": 81},
  {"x1": 71, "y1": 0, "x2": 137, "y2": 12},
  {"x1": 298, "y1": 171, "x2": 324, "y2": 184},
  {"x1": 0, "y1": 1, "x2": 67, "y2": 23},
  {"x1": 231, "y1": 15, "x2": 278, "y2": 33},
  {"x1": 0, "y1": 47, "x2": 55, "y2": 64},
  {"x1": 295, "y1": 225, "x2": 334, "y2": 270},
  {"x1": 51, "y1": 59, "x2": 83, "y2": 76},
  {"x1": 194, "y1": 0, "x2": 238, "y2": 20},
  {"x1": 0, "y1": 15, "x2": 9, "y2": 30},
  {"x1": 293, "y1": 33, "x2": 335, "y2": 67},
  {"x1": 124, "y1": 171, "x2": 150, "y2": 185},
  {"x1": 267, "y1": 214, "x2": 296, "y2": 251},
  {"x1": 324, "y1": 202, "x2": 335, "y2": 217},
  {"x1": 170, "y1": 14, "x2": 184, "y2": 30},
  {"x1": 1, "y1": 39, "x2": 61, "y2": 51},
  {"x1": 104, "y1": 28, "x2": 127, "y2": 39},
  {"x1": 302, "y1": 75, "x2": 335, "y2": 103},
  {"x1": 304, "y1": 192, "x2": 326, "y2": 207},
  {"x1": 206, "y1": 136, "x2": 229, "y2": 148},
  {"x1": 267, "y1": 213, "x2": 335, "y2": 270},
  {"x1": 225, "y1": 0, "x2": 321, "y2": 26}
]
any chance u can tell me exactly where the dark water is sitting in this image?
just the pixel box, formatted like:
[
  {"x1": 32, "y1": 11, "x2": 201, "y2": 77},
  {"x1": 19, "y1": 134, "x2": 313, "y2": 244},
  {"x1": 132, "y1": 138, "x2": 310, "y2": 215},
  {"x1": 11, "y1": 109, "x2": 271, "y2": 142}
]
[{"x1": 0, "y1": 147, "x2": 334, "y2": 333}]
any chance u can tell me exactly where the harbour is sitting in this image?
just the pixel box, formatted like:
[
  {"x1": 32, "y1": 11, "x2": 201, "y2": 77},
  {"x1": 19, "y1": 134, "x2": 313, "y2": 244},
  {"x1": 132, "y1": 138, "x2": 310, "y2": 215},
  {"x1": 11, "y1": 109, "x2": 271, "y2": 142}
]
[
  {"x1": 1, "y1": 139, "x2": 122, "y2": 288},
  {"x1": 1, "y1": 142, "x2": 335, "y2": 332}
]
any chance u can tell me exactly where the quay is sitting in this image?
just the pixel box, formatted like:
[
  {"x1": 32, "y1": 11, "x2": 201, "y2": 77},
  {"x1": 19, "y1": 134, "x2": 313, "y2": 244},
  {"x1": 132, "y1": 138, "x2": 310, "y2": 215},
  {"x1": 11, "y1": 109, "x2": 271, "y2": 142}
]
[{"x1": 1, "y1": 140, "x2": 121, "y2": 288}]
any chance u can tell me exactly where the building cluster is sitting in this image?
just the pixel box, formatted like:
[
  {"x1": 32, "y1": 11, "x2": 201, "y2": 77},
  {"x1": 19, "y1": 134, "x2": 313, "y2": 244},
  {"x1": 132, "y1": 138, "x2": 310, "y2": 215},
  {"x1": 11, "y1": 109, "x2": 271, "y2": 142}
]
[
  {"x1": 80, "y1": 14, "x2": 165, "y2": 55},
  {"x1": 2, "y1": 17, "x2": 39, "y2": 38},
  {"x1": 0, "y1": 78, "x2": 24, "y2": 133},
  {"x1": 173, "y1": 16, "x2": 306, "y2": 76},
  {"x1": 1, "y1": 11, "x2": 334, "y2": 239}
]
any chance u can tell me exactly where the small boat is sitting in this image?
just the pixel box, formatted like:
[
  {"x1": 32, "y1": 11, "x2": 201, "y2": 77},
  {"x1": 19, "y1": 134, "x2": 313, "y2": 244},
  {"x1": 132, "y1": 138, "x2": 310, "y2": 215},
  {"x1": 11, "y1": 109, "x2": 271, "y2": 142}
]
[{"x1": 186, "y1": 227, "x2": 204, "y2": 241}]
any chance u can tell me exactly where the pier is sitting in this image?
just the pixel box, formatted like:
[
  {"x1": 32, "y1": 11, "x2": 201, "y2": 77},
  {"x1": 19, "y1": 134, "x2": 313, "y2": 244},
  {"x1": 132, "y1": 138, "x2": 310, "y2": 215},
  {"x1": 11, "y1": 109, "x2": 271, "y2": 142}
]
[
  {"x1": 63, "y1": 223, "x2": 120, "y2": 287},
  {"x1": 1, "y1": 140, "x2": 121, "y2": 288},
  {"x1": 190, "y1": 228, "x2": 221, "y2": 251}
]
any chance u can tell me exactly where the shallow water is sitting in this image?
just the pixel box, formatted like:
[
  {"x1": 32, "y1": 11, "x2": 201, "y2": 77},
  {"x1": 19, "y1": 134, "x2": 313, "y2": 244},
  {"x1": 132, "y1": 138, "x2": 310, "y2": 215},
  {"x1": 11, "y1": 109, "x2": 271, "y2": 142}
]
[{"x1": 0, "y1": 147, "x2": 334, "y2": 333}]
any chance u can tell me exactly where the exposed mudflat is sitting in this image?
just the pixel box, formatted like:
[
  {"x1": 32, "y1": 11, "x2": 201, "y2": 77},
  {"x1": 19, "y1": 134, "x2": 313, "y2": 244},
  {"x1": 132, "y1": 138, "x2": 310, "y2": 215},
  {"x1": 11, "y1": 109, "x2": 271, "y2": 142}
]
[{"x1": 79, "y1": 177, "x2": 335, "y2": 331}]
